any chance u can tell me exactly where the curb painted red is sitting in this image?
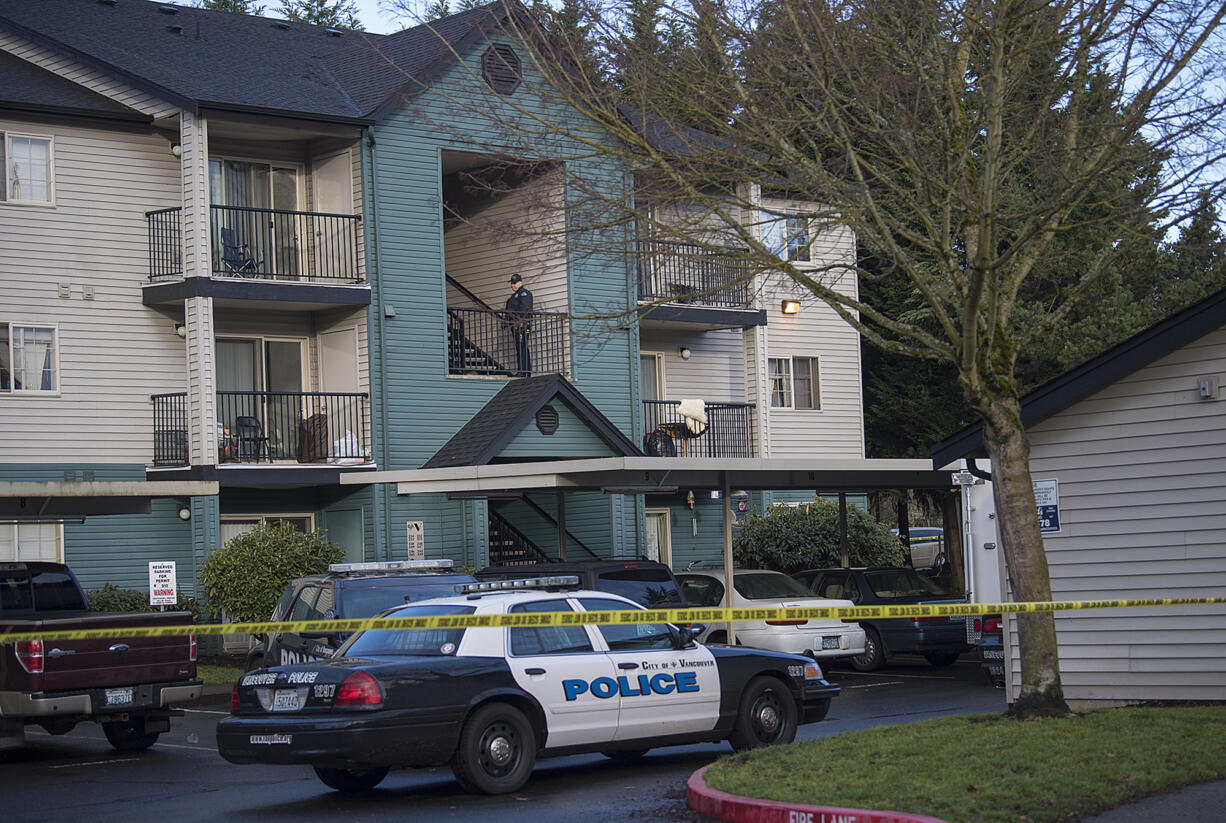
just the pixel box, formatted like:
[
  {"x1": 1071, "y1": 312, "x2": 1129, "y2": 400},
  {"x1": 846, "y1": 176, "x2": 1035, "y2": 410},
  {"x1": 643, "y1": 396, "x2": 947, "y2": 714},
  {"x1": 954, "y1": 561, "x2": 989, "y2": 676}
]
[{"x1": 687, "y1": 765, "x2": 950, "y2": 823}]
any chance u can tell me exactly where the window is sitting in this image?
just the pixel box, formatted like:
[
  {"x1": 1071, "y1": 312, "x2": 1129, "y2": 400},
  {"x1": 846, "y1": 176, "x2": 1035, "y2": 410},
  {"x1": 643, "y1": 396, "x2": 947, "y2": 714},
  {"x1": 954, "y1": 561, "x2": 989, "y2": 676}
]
[
  {"x1": 763, "y1": 212, "x2": 811, "y2": 262},
  {"x1": 768, "y1": 356, "x2": 819, "y2": 410},
  {"x1": 2, "y1": 133, "x2": 54, "y2": 205},
  {"x1": 1, "y1": 323, "x2": 58, "y2": 392},
  {"x1": 220, "y1": 514, "x2": 313, "y2": 547},
  {"x1": 579, "y1": 597, "x2": 677, "y2": 651},
  {"x1": 509, "y1": 599, "x2": 593, "y2": 656},
  {"x1": 343, "y1": 604, "x2": 475, "y2": 656},
  {"x1": 0, "y1": 523, "x2": 64, "y2": 562}
]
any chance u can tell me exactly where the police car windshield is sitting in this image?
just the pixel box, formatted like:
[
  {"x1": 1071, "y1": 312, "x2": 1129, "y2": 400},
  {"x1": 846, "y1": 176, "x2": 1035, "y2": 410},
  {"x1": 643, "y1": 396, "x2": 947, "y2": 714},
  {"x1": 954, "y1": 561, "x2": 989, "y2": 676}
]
[
  {"x1": 342, "y1": 604, "x2": 474, "y2": 657},
  {"x1": 733, "y1": 572, "x2": 814, "y2": 600},
  {"x1": 864, "y1": 569, "x2": 949, "y2": 598},
  {"x1": 340, "y1": 579, "x2": 471, "y2": 618},
  {"x1": 597, "y1": 569, "x2": 685, "y2": 607}
]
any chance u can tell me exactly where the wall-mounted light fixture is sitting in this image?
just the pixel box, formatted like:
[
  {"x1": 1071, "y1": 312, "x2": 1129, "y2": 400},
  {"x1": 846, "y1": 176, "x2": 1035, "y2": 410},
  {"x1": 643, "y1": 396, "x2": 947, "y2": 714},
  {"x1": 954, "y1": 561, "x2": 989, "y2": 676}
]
[
  {"x1": 175, "y1": 323, "x2": 187, "y2": 338},
  {"x1": 178, "y1": 506, "x2": 192, "y2": 521},
  {"x1": 781, "y1": 299, "x2": 801, "y2": 315},
  {"x1": 679, "y1": 346, "x2": 692, "y2": 360},
  {"x1": 170, "y1": 143, "x2": 182, "y2": 157}
]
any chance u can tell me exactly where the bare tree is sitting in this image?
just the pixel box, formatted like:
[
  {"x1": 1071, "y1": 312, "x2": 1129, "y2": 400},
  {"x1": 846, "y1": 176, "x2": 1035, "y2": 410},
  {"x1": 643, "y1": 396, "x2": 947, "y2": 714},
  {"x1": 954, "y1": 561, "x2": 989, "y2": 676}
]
[{"x1": 417, "y1": 0, "x2": 1226, "y2": 716}]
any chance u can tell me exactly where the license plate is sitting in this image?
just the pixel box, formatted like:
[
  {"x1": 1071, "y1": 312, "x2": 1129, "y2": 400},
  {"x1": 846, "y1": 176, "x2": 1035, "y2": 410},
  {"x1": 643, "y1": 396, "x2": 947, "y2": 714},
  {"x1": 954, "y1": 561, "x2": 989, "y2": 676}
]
[
  {"x1": 105, "y1": 688, "x2": 133, "y2": 706},
  {"x1": 272, "y1": 689, "x2": 301, "y2": 712},
  {"x1": 821, "y1": 637, "x2": 840, "y2": 650},
  {"x1": 250, "y1": 734, "x2": 292, "y2": 745}
]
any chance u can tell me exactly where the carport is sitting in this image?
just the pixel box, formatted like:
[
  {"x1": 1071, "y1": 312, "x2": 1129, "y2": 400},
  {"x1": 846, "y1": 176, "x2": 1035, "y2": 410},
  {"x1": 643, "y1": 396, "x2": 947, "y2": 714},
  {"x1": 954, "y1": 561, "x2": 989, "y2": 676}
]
[{"x1": 349, "y1": 456, "x2": 954, "y2": 642}]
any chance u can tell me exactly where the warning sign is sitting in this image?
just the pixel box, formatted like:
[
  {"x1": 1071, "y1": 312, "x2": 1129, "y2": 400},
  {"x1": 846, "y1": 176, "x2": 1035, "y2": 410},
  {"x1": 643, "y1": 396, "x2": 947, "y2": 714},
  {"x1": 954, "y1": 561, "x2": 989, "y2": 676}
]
[{"x1": 148, "y1": 561, "x2": 177, "y2": 606}]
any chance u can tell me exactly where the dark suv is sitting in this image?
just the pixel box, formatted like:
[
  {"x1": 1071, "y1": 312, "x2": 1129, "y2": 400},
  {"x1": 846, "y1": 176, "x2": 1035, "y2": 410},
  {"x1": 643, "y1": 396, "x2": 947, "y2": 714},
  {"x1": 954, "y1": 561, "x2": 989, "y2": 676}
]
[
  {"x1": 476, "y1": 559, "x2": 687, "y2": 607},
  {"x1": 245, "y1": 560, "x2": 477, "y2": 671}
]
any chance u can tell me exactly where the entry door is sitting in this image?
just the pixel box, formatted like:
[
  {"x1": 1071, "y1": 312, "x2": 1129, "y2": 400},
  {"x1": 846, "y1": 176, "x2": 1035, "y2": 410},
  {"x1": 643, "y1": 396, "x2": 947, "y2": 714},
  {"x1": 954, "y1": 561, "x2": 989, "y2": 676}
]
[
  {"x1": 320, "y1": 328, "x2": 358, "y2": 454},
  {"x1": 645, "y1": 509, "x2": 671, "y2": 565},
  {"x1": 313, "y1": 152, "x2": 354, "y2": 280}
]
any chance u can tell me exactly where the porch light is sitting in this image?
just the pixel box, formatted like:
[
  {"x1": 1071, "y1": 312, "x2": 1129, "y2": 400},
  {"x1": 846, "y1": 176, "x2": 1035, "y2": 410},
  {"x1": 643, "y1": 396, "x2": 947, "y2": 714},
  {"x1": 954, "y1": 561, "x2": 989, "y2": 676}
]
[
  {"x1": 178, "y1": 506, "x2": 191, "y2": 521},
  {"x1": 781, "y1": 299, "x2": 801, "y2": 315},
  {"x1": 679, "y1": 346, "x2": 691, "y2": 360},
  {"x1": 175, "y1": 323, "x2": 187, "y2": 338}
]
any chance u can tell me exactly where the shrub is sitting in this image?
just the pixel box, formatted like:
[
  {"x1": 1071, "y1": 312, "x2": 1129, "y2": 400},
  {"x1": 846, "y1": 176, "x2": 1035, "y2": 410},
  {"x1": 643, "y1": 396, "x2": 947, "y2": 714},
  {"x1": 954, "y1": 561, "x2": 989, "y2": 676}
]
[
  {"x1": 86, "y1": 583, "x2": 203, "y2": 623},
  {"x1": 734, "y1": 498, "x2": 906, "y2": 573},
  {"x1": 200, "y1": 522, "x2": 344, "y2": 623}
]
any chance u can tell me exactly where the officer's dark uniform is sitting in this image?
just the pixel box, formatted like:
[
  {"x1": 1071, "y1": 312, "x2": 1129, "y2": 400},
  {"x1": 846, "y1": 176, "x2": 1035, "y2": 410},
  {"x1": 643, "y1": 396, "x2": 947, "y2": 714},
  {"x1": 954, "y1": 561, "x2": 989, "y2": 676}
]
[{"x1": 506, "y1": 276, "x2": 534, "y2": 376}]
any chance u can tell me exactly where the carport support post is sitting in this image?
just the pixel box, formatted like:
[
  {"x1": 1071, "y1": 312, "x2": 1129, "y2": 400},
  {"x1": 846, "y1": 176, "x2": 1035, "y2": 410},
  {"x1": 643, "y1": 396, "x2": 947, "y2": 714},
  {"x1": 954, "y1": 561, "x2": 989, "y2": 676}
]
[
  {"x1": 722, "y1": 472, "x2": 736, "y2": 646},
  {"x1": 556, "y1": 490, "x2": 567, "y2": 561},
  {"x1": 838, "y1": 492, "x2": 850, "y2": 568}
]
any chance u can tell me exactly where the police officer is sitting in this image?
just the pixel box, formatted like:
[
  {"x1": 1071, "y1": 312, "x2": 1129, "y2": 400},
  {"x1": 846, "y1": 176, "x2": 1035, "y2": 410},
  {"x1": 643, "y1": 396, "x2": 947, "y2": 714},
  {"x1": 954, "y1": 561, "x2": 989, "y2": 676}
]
[{"x1": 506, "y1": 273, "x2": 534, "y2": 376}]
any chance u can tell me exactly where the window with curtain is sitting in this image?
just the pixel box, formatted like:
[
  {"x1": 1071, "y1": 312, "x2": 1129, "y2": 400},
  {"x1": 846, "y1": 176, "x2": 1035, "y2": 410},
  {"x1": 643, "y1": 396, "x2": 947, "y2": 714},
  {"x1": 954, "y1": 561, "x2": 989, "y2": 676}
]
[
  {"x1": 762, "y1": 212, "x2": 811, "y2": 262},
  {"x1": 769, "y1": 356, "x2": 820, "y2": 410},
  {"x1": 2, "y1": 133, "x2": 53, "y2": 204},
  {"x1": 1, "y1": 323, "x2": 57, "y2": 392}
]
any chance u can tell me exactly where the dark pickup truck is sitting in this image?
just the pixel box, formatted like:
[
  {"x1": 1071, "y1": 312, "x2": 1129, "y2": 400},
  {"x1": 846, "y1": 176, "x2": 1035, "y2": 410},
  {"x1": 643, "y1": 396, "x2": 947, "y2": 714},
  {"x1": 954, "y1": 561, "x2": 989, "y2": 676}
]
[{"x1": 1, "y1": 561, "x2": 201, "y2": 751}]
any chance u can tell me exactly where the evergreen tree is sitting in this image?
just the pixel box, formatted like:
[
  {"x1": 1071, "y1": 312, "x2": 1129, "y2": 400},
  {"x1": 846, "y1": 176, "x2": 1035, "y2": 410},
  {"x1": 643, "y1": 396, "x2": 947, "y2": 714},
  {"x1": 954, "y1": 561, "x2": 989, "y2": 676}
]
[
  {"x1": 197, "y1": 0, "x2": 265, "y2": 12},
  {"x1": 278, "y1": 0, "x2": 363, "y2": 29}
]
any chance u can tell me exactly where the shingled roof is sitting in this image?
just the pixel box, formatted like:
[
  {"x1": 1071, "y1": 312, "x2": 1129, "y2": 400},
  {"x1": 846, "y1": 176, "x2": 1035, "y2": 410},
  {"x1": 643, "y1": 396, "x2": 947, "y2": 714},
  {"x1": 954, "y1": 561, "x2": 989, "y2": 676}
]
[
  {"x1": 423, "y1": 375, "x2": 642, "y2": 469},
  {"x1": 0, "y1": 0, "x2": 521, "y2": 122}
]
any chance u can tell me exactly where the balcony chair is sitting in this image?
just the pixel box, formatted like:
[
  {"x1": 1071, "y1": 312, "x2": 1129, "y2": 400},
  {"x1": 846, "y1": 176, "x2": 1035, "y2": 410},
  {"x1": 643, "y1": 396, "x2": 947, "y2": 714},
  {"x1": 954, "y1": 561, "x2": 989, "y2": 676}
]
[
  {"x1": 219, "y1": 227, "x2": 262, "y2": 277},
  {"x1": 235, "y1": 415, "x2": 271, "y2": 462}
]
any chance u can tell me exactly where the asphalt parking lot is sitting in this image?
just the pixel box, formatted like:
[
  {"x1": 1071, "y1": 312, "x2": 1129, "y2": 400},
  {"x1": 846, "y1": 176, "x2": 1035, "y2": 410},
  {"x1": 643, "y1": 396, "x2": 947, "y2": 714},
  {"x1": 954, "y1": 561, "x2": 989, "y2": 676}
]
[{"x1": 4, "y1": 657, "x2": 1004, "y2": 823}]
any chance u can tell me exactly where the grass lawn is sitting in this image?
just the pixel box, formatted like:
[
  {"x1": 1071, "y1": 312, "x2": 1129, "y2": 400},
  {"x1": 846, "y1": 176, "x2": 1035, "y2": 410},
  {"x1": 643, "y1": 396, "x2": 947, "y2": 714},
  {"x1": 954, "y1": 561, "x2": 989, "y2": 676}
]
[
  {"x1": 197, "y1": 662, "x2": 243, "y2": 686},
  {"x1": 704, "y1": 705, "x2": 1226, "y2": 823}
]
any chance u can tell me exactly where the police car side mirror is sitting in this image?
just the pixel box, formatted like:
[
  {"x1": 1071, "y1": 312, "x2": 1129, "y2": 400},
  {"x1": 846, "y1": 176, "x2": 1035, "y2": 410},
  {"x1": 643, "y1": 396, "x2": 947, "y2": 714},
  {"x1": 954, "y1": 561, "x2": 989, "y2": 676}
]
[{"x1": 673, "y1": 623, "x2": 707, "y2": 647}]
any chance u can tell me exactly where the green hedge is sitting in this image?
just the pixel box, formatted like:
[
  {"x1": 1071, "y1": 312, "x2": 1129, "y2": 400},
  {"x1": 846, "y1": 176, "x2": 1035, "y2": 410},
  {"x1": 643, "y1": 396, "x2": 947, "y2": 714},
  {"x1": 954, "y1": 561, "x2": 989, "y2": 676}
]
[
  {"x1": 86, "y1": 583, "x2": 203, "y2": 623},
  {"x1": 200, "y1": 522, "x2": 344, "y2": 623},
  {"x1": 734, "y1": 498, "x2": 906, "y2": 573}
]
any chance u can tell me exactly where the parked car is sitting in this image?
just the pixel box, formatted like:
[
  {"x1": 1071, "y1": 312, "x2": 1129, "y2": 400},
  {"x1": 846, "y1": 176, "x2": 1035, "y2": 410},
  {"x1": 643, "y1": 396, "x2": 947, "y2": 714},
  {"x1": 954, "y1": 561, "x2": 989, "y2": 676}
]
[
  {"x1": 967, "y1": 613, "x2": 1005, "y2": 687},
  {"x1": 477, "y1": 559, "x2": 686, "y2": 608},
  {"x1": 791, "y1": 566, "x2": 971, "y2": 671},
  {"x1": 675, "y1": 568, "x2": 866, "y2": 660},
  {"x1": 0, "y1": 561, "x2": 200, "y2": 751},
  {"x1": 891, "y1": 526, "x2": 946, "y2": 570},
  {"x1": 217, "y1": 576, "x2": 838, "y2": 795},
  {"x1": 244, "y1": 560, "x2": 477, "y2": 671}
]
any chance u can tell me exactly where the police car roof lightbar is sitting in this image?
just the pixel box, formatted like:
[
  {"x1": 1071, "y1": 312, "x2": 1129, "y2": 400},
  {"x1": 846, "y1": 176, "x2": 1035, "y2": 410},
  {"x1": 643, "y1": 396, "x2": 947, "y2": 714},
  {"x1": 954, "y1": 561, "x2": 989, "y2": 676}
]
[
  {"x1": 329, "y1": 560, "x2": 455, "y2": 573},
  {"x1": 456, "y1": 576, "x2": 581, "y2": 594}
]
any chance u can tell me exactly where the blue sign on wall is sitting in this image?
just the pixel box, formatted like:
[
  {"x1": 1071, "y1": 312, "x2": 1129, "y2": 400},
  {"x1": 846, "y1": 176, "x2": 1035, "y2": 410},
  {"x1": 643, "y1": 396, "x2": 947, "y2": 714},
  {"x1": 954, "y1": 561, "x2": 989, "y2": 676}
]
[{"x1": 1033, "y1": 479, "x2": 1060, "y2": 534}]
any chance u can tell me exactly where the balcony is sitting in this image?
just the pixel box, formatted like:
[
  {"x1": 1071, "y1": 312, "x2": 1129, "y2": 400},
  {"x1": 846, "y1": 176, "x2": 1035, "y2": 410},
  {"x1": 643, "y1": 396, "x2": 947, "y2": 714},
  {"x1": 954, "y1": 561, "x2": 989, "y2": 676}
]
[
  {"x1": 447, "y1": 307, "x2": 570, "y2": 377},
  {"x1": 146, "y1": 205, "x2": 362, "y2": 283},
  {"x1": 151, "y1": 391, "x2": 370, "y2": 467},
  {"x1": 636, "y1": 239, "x2": 766, "y2": 329},
  {"x1": 642, "y1": 400, "x2": 756, "y2": 458}
]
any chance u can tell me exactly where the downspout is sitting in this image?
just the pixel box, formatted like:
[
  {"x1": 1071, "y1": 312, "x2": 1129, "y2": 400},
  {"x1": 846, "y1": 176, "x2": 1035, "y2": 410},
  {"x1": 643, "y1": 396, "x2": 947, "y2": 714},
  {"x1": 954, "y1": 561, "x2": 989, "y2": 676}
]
[{"x1": 364, "y1": 128, "x2": 393, "y2": 560}]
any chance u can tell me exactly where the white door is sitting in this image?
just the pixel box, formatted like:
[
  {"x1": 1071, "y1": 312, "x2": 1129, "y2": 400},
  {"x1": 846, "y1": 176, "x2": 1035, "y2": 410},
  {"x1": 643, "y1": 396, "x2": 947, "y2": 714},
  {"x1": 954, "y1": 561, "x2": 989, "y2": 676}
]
[
  {"x1": 645, "y1": 508, "x2": 671, "y2": 565},
  {"x1": 313, "y1": 151, "x2": 354, "y2": 280},
  {"x1": 320, "y1": 328, "x2": 359, "y2": 393}
]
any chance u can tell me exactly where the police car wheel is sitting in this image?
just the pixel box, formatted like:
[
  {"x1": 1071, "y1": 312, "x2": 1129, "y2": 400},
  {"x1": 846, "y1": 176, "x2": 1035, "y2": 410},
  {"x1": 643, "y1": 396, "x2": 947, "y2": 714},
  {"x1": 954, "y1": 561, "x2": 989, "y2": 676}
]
[
  {"x1": 729, "y1": 677, "x2": 798, "y2": 751},
  {"x1": 451, "y1": 703, "x2": 536, "y2": 795},
  {"x1": 313, "y1": 766, "x2": 389, "y2": 792},
  {"x1": 600, "y1": 748, "x2": 649, "y2": 763},
  {"x1": 102, "y1": 720, "x2": 159, "y2": 752}
]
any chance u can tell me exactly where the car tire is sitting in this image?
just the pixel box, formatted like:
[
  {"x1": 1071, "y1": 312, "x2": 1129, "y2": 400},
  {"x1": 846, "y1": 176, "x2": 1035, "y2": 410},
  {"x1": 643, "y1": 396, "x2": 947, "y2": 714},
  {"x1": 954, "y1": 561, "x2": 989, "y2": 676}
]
[
  {"x1": 600, "y1": 748, "x2": 649, "y2": 763},
  {"x1": 728, "y1": 676, "x2": 798, "y2": 751},
  {"x1": 924, "y1": 652, "x2": 960, "y2": 667},
  {"x1": 451, "y1": 702, "x2": 537, "y2": 795},
  {"x1": 850, "y1": 627, "x2": 885, "y2": 672},
  {"x1": 313, "y1": 765, "x2": 389, "y2": 792},
  {"x1": 102, "y1": 719, "x2": 159, "y2": 752}
]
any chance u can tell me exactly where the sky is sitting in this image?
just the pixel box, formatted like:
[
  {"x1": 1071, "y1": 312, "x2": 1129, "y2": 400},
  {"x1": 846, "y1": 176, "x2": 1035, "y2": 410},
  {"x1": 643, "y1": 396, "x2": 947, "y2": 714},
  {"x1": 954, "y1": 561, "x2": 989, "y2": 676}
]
[{"x1": 351, "y1": 0, "x2": 398, "y2": 34}]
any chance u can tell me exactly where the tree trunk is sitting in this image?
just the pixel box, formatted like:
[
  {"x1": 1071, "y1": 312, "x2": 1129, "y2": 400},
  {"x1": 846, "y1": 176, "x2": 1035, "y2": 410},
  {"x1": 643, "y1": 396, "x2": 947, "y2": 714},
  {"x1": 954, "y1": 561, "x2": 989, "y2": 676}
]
[{"x1": 979, "y1": 396, "x2": 1072, "y2": 718}]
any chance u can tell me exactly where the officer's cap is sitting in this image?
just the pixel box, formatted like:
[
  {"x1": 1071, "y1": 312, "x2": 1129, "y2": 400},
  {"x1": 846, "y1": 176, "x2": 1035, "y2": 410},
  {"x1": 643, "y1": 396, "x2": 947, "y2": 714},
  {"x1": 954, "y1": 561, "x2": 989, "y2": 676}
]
[{"x1": 510, "y1": 274, "x2": 522, "y2": 284}]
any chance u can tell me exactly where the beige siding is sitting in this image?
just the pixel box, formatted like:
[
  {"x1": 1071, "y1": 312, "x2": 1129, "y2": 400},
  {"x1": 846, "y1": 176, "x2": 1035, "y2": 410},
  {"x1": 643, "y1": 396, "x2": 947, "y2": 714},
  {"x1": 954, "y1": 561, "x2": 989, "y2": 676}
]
[
  {"x1": 641, "y1": 328, "x2": 746, "y2": 402},
  {"x1": 0, "y1": 115, "x2": 184, "y2": 463},
  {"x1": 1020, "y1": 325, "x2": 1226, "y2": 704},
  {"x1": 762, "y1": 218, "x2": 863, "y2": 458}
]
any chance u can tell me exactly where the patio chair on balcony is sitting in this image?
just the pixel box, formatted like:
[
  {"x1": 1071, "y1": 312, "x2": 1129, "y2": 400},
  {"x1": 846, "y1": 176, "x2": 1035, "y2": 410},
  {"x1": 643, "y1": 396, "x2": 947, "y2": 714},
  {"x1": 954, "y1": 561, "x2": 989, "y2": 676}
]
[
  {"x1": 235, "y1": 415, "x2": 271, "y2": 462},
  {"x1": 219, "y1": 227, "x2": 262, "y2": 277}
]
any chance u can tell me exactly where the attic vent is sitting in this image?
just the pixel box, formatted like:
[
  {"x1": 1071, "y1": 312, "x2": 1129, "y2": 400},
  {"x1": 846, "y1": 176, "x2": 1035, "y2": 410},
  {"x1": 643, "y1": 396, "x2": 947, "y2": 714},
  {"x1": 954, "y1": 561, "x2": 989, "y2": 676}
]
[
  {"x1": 273, "y1": 21, "x2": 291, "y2": 30},
  {"x1": 97, "y1": 0, "x2": 118, "y2": 5},
  {"x1": 167, "y1": 23, "x2": 183, "y2": 33},
  {"x1": 325, "y1": 27, "x2": 343, "y2": 37},
  {"x1": 536, "y1": 405, "x2": 559, "y2": 435},
  {"x1": 482, "y1": 44, "x2": 521, "y2": 95},
  {"x1": 157, "y1": 4, "x2": 179, "y2": 13}
]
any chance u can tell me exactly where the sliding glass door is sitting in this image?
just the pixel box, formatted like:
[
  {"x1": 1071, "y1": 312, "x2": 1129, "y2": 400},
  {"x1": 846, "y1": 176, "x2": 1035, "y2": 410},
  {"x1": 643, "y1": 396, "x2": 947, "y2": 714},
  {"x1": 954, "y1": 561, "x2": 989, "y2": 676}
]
[{"x1": 209, "y1": 159, "x2": 301, "y2": 277}]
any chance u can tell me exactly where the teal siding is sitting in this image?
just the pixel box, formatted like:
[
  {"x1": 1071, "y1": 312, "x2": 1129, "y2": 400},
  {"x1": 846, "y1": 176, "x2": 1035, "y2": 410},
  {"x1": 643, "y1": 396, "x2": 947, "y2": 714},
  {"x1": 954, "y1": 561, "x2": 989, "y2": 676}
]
[
  {"x1": 360, "y1": 33, "x2": 632, "y2": 559},
  {"x1": 499, "y1": 402, "x2": 617, "y2": 459},
  {"x1": 66, "y1": 499, "x2": 197, "y2": 594},
  {"x1": 491, "y1": 491, "x2": 615, "y2": 560},
  {"x1": 0, "y1": 463, "x2": 146, "y2": 482}
]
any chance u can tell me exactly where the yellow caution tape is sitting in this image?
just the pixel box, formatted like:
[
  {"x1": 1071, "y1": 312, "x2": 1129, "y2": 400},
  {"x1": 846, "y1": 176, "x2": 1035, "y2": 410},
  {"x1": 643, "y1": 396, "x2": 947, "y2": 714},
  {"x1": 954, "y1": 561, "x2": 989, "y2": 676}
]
[{"x1": 1, "y1": 597, "x2": 1224, "y2": 645}]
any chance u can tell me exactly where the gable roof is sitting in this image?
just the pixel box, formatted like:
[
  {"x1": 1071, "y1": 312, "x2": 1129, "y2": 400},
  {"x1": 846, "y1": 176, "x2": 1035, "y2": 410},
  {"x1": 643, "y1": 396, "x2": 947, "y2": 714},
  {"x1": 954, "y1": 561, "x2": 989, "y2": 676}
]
[
  {"x1": 422, "y1": 375, "x2": 642, "y2": 469},
  {"x1": 930, "y1": 285, "x2": 1226, "y2": 468},
  {"x1": 0, "y1": 49, "x2": 146, "y2": 121},
  {"x1": 0, "y1": 0, "x2": 522, "y2": 122}
]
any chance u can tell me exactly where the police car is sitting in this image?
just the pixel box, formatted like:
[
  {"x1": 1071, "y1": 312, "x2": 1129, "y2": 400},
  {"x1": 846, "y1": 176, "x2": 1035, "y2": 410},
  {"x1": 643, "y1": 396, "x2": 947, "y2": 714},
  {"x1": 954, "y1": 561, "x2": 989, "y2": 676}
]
[{"x1": 216, "y1": 576, "x2": 840, "y2": 795}]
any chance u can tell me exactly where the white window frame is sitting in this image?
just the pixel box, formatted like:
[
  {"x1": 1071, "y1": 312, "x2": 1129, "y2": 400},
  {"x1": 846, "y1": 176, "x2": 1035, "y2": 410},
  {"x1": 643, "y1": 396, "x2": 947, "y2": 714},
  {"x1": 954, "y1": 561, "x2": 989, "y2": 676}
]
[
  {"x1": 762, "y1": 210, "x2": 812, "y2": 263},
  {"x1": 768, "y1": 355, "x2": 820, "y2": 411},
  {"x1": 2, "y1": 132, "x2": 55, "y2": 206},
  {"x1": 639, "y1": 351, "x2": 666, "y2": 402},
  {"x1": 1, "y1": 321, "x2": 60, "y2": 394},
  {"x1": 0, "y1": 523, "x2": 64, "y2": 562}
]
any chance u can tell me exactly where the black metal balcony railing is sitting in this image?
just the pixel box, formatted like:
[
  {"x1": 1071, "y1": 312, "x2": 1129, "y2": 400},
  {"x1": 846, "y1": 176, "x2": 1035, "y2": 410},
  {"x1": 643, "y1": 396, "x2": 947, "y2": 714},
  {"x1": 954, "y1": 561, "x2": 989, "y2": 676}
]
[
  {"x1": 642, "y1": 400, "x2": 755, "y2": 458},
  {"x1": 145, "y1": 205, "x2": 362, "y2": 283},
  {"x1": 151, "y1": 391, "x2": 369, "y2": 466},
  {"x1": 636, "y1": 238, "x2": 753, "y2": 308},
  {"x1": 447, "y1": 307, "x2": 569, "y2": 377}
]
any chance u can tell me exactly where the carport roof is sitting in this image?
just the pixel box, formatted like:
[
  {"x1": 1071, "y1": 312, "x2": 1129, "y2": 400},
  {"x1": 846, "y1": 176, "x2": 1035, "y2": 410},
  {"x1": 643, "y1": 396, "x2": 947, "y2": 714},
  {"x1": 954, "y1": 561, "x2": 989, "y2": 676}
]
[
  {"x1": 0, "y1": 481, "x2": 219, "y2": 520},
  {"x1": 345, "y1": 456, "x2": 953, "y2": 496}
]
